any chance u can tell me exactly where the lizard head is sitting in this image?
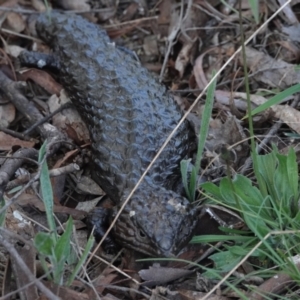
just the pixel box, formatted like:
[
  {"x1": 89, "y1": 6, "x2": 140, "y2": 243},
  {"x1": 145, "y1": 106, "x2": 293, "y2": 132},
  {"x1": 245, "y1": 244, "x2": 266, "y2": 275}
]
[
  {"x1": 36, "y1": 12, "x2": 109, "y2": 47},
  {"x1": 112, "y1": 186, "x2": 198, "y2": 257},
  {"x1": 35, "y1": 13, "x2": 63, "y2": 45}
]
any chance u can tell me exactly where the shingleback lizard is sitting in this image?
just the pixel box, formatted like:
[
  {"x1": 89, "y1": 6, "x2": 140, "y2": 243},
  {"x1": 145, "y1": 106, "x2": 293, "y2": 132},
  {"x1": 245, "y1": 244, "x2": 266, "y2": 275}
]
[{"x1": 36, "y1": 12, "x2": 198, "y2": 257}]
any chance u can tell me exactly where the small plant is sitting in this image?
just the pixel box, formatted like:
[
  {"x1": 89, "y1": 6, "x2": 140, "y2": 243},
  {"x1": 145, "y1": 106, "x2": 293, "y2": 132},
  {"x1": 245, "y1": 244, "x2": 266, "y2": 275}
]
[
  {"x1": 34, "y1": 142, "x2": 94, "y2": 285},
  {"x1": 181, "y1": 72, "x2": 217, "y2": 202},
  {"x1": 194, "y1": 146, "x2": 300, "y2": 280}
]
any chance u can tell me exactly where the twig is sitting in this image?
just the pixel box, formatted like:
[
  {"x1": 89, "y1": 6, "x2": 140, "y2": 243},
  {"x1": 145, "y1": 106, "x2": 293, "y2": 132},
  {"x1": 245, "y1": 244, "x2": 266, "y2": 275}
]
[
  {"x1": 0, "y1": 231, "x2": 59, "y2": 300},
  {"x1": 0, "y1": 148, "x2": 38, "y2": 200},
  {"x1": 5, "y1": 163, "x2": 80, "y2": 191}
]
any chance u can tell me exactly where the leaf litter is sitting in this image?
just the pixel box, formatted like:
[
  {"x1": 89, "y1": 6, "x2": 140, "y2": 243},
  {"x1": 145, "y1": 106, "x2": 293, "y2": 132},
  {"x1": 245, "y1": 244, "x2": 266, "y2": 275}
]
[{"x1": 0, "y1": 0, "x2": 300, "y2": 299}]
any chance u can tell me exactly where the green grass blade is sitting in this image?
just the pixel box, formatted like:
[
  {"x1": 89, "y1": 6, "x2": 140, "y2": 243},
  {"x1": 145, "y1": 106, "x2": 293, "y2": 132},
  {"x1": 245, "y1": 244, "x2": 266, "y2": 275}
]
[
  {"x1": 38, "y1": 141, "x2": 56, "y2": 237},
  {"x1": 245, "y1": 83, "x2": 300, "y2": 118},
  {"x1": 180, "y1": 159, "x2": 192, "y2": 201},
  {"x1": 66, "y1": 234, "x2": 95, "y2": 286},
  {"x1": 247, "y1": 0, "x2": 259, "y2": 23}
]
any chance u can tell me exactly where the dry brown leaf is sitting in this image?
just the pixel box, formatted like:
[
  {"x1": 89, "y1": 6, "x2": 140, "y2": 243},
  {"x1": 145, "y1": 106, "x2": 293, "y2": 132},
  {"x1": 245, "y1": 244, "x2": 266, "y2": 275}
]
[
  {"x1": 158, "y1": 0, "x2": 171, "y2": 25},
  {"x1": 0, "y1": 132, "x2": 35, "y2": 150},
  {"x1": 48, "y1": 90, "x2": 90, "y2": 145},
  {"x1": 240, "y1": 47, "x2": 300, "y2": 89},
  {"x1": 16, "y1": 193, "x2": 87, "y2": 220},
  {"x1": 58, "y1": 0, "x2": 90, "y2": 11},
  {"x1": 179, "y1": 289, "x2": 229, "y2": 300},
  {"x1": 43, "y1": 280, "x2": 90, "y2": 300},
  {"x1": 282, "y1": 24, "x2": 300, "y2": 43},
  {"x1": 175, "y1": 40, "x2": 196, "y2": 78},
  {"x1": 30, "y1": 0, "x2": 47, "y2": 12},
  {"x1": 4, "y1": 12, "x2": 25, "y2": 32},
  {"x1": 247, "y1": 261, "x2": 300, "y2": 300},
  {"x1": 216, "y1": 90, "x2": 300, "y2": 134},
  {"x1": 94, "y1": 271, "x2": 118, "y2": 294},
  {"x1": 12, "y1": 244, "x2": 38, "y2": 299},
  {"x1": 5, "y1": 45, "x2": 25, "y2": 57},
  {"x1": 143, "y1": 35, "x2": 159, "y2": 56},
  {"x1": 121, "y1": 2, "x2": 139, "y2": 21},
  {"x1": 19, "y1": 68, "x2": 62, "y2": 95},
  {"x1": 139, "y1": 265, "x2": 194, "y2": 286},
  {"x1": 0, "y1": 102, "x2": 15, "y2": 128}
]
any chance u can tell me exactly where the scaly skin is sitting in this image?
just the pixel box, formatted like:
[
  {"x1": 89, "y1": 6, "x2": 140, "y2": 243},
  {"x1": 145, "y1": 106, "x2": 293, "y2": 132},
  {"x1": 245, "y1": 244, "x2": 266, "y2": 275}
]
[{"x1": 36, "y1": 12, "x2": 198, "y2": 257}]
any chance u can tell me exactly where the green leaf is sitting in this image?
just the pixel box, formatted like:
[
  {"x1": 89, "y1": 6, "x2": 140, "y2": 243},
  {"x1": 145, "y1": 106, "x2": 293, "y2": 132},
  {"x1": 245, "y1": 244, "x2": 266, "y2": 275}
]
[
  {"x1": 67, "y1": 234, "x2": 95, "y2": 286},
  {"x1": 34, "y1": 232, "x2": 55, "y2": 256},
  {"x1": 188, "y1": 167, "x2": 197, "y2": 202},
  {"x1": 228, "y1": 245, "x2": 260, "y2": 257},
  {"x1": 245, "y1": 84, "x2": 300, "y2": 118},
  {"x1": 286, "y1": 148, "x2": 298, "y2": 199},
  {"x1": 256, "y1": 152, "x2": 278, "y2": 200},
  {"x1": 194, "y1": 71, "x2": 217, "y2": 174},
  {"x1": 191, "y1": 234, "x2": 252, "y2": 244},
  {"x1": 201, "y1": 182, "x2": 223, "y2": 200},
  {"x1": 0, "y1": 197, "x2": 6, "y2": 227},
  {"x1": 54, "y1": 217, "x2": 73, "y2": 264},
  {"x1": 180, "y1": 159, "x2": 192, "y2": 201},
  {"x1": 247, "y1": 0, "x2": 259, "y2": 23},
  {"x1": 209, "y1": 251, "x2": 241, "y2": 273},
  {"x1": 38, "y1": 141, "x2": 56, "y2": 237}
]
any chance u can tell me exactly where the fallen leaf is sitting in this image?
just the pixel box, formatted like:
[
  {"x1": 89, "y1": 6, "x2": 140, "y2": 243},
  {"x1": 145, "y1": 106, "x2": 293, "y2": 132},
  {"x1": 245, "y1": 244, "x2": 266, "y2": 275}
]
[
  {"x1": 239, "y1": 47, "x2": 300, "y2": 89},
  {"x1": 19, "y1": 68, "x2": 62, "y2": 95},
  {"x1": 4, "y1": 12, "x2": 25, "y2": 32},
  {"x1": 139, "y1": 265, "x2": 194, "y2": 286},
  {"x1": 59, "y1": 0, "x2": 90, "y2": 11},
  {"x1": 48, "y1": 90, "x2": 90, "y2": 145},
  {"x1": 0, "y1": 102, "x2": 15, "y2": 128},
  {"x1": 0, "y1": 132, "x2": 35, "y2": 150}
]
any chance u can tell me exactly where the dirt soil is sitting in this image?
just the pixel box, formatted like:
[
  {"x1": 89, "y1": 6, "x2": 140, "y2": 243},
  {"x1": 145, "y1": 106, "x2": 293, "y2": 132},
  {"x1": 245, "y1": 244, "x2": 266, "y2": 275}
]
[{"x1": 0, "y1": 0, "x2": 300, "y2": 299}]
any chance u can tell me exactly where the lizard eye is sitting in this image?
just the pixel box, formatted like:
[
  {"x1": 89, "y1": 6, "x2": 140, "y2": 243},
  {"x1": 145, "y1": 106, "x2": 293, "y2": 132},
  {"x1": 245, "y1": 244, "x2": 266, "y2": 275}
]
[{"x1": 138, "y1": 229, "x2": 146, "y2": 239}]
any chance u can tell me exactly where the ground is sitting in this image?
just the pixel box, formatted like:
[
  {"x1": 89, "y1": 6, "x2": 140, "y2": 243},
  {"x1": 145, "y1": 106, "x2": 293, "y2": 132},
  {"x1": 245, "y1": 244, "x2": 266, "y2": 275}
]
[{"x1": 0, "y1": 0, "x2": 300, "y2": 299}]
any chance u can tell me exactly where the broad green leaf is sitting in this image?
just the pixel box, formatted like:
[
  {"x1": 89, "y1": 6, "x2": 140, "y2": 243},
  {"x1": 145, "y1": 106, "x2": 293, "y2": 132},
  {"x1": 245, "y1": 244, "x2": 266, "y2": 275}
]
[
  {"x1": 54, "y1": 217, "x2": 73, "y2": 263},
  {"x1": 201, "y1": 182, "x2": 223, "y2": 200},
  {"x1": 34, "y1": 232, "x2": 54, "y2": 256},
  {"x1": 209, "y1": 251, "x2": 241, "y2": 273}
]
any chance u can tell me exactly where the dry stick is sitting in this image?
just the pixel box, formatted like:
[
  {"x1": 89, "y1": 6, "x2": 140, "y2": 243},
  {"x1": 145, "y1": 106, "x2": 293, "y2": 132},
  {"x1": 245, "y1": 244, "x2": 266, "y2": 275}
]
[
  {"x1": 0, "y1": 232, "x2": 59, "y2": 300},
  {"x1": 0, "y1": 6, "x2": 118, "y2": 14},
  {"x1": 5, "y1": 163, "x2": 80, "y2": 190},
  {"x1": 1, "y1": 273, "x2": 50, "y2": 300},
  {"x1": 23, "y1": 103, "x2": 73, "y2": 136},
  {"x1": 0, "y1": 148, "x2": 39, "y2": 200},
  {"x1": 0, "y1": 145, "x2": 48, "y2": 215},
  {"x1": 86, "y1": 0, "x2": 290, "y2": 269},
  {"x1": 0, "y1": 71, "x2": 65, "y2": 146},
  {"x1": 0, "y1": 125, "x2": 35, "y2": 141}
]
